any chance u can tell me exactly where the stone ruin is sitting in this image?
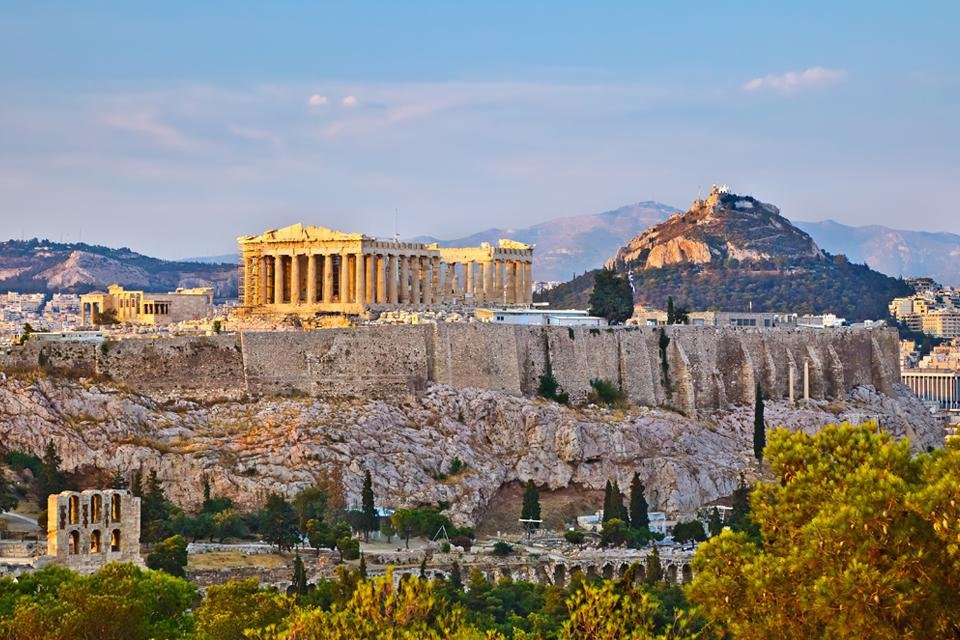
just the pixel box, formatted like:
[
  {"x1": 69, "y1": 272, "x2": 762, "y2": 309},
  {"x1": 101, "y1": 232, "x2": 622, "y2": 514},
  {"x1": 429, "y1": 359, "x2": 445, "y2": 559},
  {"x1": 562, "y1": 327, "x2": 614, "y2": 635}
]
[{"x1": 46, "y1": 489, "x2": 144, "y2": 573}]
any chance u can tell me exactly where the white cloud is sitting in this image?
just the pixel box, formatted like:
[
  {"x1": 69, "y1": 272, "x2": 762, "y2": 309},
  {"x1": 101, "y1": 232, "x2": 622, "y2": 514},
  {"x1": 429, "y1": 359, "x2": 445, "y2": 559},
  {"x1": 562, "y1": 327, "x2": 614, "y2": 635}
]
[
  {"x1": 341, "y1": 95, "x2": 358, "y2": 107},
  {"x1": 743, "y1": 67, "x2": 847, "y2": 94},
  {"x1": 103, "y1": 111, "x2": 202, "y2": 150},
  {"x1": 308, "y1": 94, "x2": 328, "y2": 107}
]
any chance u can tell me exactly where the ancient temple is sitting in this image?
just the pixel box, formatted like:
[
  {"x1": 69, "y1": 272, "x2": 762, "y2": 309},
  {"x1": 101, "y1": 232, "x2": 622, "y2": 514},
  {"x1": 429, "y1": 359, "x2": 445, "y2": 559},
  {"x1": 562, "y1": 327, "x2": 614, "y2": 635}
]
[{"x1": 237, "y1": 223, "x2": 534, "y2": 315}]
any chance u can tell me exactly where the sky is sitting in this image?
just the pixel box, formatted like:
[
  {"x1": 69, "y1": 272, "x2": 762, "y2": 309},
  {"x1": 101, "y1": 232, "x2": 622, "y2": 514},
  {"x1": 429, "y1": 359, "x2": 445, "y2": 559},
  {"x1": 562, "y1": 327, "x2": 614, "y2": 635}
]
[{"x1": 1, "y1": 2, "x2": 958, "y2": 259}]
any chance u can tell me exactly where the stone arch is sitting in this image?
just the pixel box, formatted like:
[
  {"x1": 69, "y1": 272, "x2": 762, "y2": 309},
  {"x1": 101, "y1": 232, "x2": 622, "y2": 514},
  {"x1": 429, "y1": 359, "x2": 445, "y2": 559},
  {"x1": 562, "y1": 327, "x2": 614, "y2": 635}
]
[
  {"x1": 91, "y1": 530, "x2": 102, "y2": 553},
  {"x1": 68, "y1": 530, "x2": 79, "y2": 555},
  {"x1": 618, "y1": 563, "x2": 630, "y2": 578},
  {"x1": 635, "y1": 563, "x2": 646, "y2": 583},
  {"x1": 553, "y1": 564, "x2": 567, "y2": 587},
  {"x1": 69, "y1": 495, "x2": 79, "y2": 525},
  {"x1": 681, "y1": 564, "x2": 693, "y2": 584},
  {"x1": 110, "y1": 529, "x2": 121, "y2": 552},
  {"x1": 602, "y1": 563, "x2": 614, "y2": 580},
  {"x1": 500, "y1": 566, "x2": 512, "y2": 580},
  {"x1": 111, "y1": 494, "x2": 122, "y2": 521},
  {"x1": 666, "y1": 564, "x2": 678, "y2": 583},
  {"x1": 91, "y1": 494, "x2": 103, "y2": 523},
  {"x1": 585, "y1": 565, "x2": 600, "y2": 580}
]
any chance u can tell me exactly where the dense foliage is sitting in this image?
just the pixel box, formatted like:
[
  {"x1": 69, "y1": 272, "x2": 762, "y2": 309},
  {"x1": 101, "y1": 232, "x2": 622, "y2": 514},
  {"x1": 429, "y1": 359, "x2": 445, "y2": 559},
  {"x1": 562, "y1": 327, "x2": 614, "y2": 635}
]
[
  {"x1": 538, "y1": 258, "x2": 912, "y2": 322},
  {"x1": 587, "y1": 268, "x2": 634, "y2": 324},
  {"x1": 689, "y1": 423, "x2": 960, "y2": 639}
]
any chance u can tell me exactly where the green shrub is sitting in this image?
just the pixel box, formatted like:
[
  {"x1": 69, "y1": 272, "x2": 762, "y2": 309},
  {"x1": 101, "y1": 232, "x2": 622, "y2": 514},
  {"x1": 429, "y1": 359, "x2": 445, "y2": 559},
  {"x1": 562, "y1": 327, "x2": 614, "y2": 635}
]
[
  {"x1": 564, "y1": 529, "x2": 586, "y2": 544},
  {"x1": 492, "y1": 541, "x2": 514, "y2": 556},
  {"x1": 588, "y1": 378, "x2": 626, "y2": 407},
  {"x1": 538, "y1": 369, "x2": 570, "y2": 405}
]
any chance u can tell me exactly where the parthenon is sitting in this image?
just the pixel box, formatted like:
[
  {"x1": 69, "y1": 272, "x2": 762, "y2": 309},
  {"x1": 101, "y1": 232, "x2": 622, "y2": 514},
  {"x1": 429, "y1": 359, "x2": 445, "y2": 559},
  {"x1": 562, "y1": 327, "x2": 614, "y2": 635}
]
[{"x1": 238, "y1": 224, "x2": 534, "y2": 315}]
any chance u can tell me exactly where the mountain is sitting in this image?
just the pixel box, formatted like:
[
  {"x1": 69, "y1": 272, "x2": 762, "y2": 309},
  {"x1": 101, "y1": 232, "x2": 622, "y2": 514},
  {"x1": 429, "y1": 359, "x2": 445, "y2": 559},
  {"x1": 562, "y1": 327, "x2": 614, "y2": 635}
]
[
  {"x1": 795, "y1": 220, "x2": 960, "y2": 287},
  {"x1": 180, "y1": 253, "x2": 241, "y2": 265},
  {"x1": 413, "y1": 201, "x2": 678, "y2": 282},
  {"x1": 0, "y1": 239, "x2": 239, "y2": 298},
  {"x1": 537, "y1": 187, "x2": 913, "y2": 321}
]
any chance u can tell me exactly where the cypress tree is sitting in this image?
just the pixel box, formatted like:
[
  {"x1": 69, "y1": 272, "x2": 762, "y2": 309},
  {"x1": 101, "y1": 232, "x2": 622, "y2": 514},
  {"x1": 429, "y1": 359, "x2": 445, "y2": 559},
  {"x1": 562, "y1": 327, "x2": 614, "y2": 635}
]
[
  {"x1": 520, "y1": 480, "x2": 541, "y2": 531},
  {"x1": 358, "y1": 553, "x2": 367, "y2": 580},
  {"x1": 629, "y1": 472, "x2": 649, "y2": 530},
  {"x1": 449, "y1": 560, "x2": 463, "y2": 590},
  {"x1": 667, "y1": 296, "x2": 675, "y2": 325},
  {"x1": 612, "y1": 481, "x2": 628, "y2": 523},
  {"x1": 602, "y1": 480, "x2": 615, "y2": 523},
  {"x1": 419, "y1": 557, "x2": 428, "y2": 579},
  {"x1": 754, "y1": 383, "x2": 766, "y2": 462},
  {"x1": 36, "y1": 441, "x2": 65, "y2": 507},
  {"x1": 108, "y1": 466, "x2": 127, "y2": 490},
  {"x1": 292, "y1": 553, "x2": 308, "y2": 596},
  {"x1": 645, "y1": 545, "x2": 663, "y2": 585},
  {"x1": 361, "y1": 470, "x2": 376, "y2": 542},
  {"x1": 130, "y1": 470, "x2": 143, "y2": 497}
]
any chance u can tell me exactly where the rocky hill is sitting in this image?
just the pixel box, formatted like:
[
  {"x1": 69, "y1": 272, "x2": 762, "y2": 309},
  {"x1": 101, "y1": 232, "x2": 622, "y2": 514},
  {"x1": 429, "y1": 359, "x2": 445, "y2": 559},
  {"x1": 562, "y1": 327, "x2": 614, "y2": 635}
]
[
  {"x1": 538, "y1": 188, "x2": 913, "y2": 321},
  {"x1": 795, "y1": 220, "x2": 960, "y2": 287},
  {"x1": 414, "y1": 201, "x2": 678, "y2": 282},
  {"x1": 0, "y1": 239, "x2": 238, "y2": 298},
  {"x1": 0, "y1": 377, "x2": 939, "y2": 528}
]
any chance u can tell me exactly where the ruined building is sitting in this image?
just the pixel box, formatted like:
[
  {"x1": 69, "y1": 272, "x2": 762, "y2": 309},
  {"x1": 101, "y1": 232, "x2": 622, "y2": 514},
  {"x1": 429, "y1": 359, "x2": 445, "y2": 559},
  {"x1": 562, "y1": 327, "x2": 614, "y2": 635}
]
[
  {"x1": 81, "y1": 284, "x2": 214, "y2": 326},
  {"x1": 46, "y1": 489, "x2": 143, "y2": 573},
  {"x1": 237, "y1": 223, "x2": 534, "y2": 316}
]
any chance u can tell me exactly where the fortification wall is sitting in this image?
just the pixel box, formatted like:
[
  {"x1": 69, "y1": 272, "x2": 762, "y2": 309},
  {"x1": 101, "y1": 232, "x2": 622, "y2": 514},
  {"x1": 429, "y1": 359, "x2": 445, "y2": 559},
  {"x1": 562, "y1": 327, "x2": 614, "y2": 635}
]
[{"x1": 0, "y1": 325, "x2": 901, "y2": 414}]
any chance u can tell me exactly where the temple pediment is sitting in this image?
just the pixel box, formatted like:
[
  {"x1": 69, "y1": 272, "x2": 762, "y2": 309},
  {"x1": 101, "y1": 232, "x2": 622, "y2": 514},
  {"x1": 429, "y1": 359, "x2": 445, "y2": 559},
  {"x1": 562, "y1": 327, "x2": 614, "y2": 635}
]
[{"x1": 238, "y1": 223, "x2": 367, "y2": 244}]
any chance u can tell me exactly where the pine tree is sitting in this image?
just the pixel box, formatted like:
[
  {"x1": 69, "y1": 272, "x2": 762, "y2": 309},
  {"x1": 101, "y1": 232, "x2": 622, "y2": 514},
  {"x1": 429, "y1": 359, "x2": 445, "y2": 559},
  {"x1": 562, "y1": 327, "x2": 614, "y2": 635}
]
[
  {"x1": 141, "y1": 470, "x2": 172, "y2": 542},
  {"x1": 130, "y1": 470, "x2": 143, "y2": 497},
  {"x1": 108, "y1": 466, "x2": 127, "y2": 490},
  {"x1": 361, "y1": 470, "x2": 376, "y2": 542},
  {"x1": 292, "y1": 553, "x2": 308, "y2": 596},
  {"x1": 708, "y1": 507, "x2": 723, "y2": 537},
  {"x1": 629, "y1": 473, "x2": 649, "y2": 531},
  {"x1": 754, "y1": 382, "x2": 766, "y2": 462},
  {"x1": 520, "y1": 480, "x2": 541, "y2": 531},
  {"x1": 36, "y1": 441, "x2": 65, "y2": 507}
]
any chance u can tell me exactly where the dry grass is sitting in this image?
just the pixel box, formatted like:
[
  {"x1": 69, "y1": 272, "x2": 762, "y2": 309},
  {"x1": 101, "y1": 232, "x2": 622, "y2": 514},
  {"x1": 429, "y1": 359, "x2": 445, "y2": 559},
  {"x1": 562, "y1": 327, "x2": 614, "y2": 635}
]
[{"x1": 187, "y1": 551, "x2": 288, "y2": 570}]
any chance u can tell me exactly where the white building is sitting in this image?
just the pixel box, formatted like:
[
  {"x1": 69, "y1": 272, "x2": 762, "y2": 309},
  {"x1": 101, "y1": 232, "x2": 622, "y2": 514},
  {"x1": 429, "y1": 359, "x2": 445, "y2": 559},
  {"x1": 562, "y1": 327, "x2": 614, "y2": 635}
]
[{"x1": 475, "y1": 307, "x2": 607, "y2": 327}]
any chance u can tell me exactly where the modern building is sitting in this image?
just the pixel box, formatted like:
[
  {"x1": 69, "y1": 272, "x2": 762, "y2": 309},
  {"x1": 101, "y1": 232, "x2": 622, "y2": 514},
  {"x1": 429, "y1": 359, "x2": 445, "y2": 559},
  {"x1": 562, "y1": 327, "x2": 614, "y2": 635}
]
[
  {"x1": 890, "y1": 290, "x2": 960, "y2": 338},
  {"x1": 474, "y1": 307, "x2": 607, "y2": 327},
  {"x1": 237, "y1": 223, "x2": 534, "y2": 316},
  {"x1": 631, "y1": 310, "x2": 798, "y2": 328},
  {"x1": 80, "y1": 284, "x2": 214, "y2": 326}
]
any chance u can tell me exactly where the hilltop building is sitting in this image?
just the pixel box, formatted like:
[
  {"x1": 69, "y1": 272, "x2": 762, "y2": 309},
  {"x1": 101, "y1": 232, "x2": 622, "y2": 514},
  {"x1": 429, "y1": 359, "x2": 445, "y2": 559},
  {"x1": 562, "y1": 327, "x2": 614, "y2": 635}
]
[
  {"x1": 80, "y1": 284, "x2": 214, "y2": 326},
  {"x1": 237, "y1": 223, "x2": 534, "y2": 316}
]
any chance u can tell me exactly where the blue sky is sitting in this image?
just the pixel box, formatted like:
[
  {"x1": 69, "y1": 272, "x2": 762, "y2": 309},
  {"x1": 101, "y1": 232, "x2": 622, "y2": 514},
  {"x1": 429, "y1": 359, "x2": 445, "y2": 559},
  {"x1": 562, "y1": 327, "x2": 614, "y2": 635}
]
[{"x1": 1, "y1": 2, "x2": 957, "y2": 258}]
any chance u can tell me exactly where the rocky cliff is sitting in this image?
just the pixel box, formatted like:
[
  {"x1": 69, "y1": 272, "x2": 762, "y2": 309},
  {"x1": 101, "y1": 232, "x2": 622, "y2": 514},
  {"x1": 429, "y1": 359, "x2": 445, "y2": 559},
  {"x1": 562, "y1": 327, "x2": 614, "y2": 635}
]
[{"x1": 0, "y1": 377, "x2": 940, "y2": 526}]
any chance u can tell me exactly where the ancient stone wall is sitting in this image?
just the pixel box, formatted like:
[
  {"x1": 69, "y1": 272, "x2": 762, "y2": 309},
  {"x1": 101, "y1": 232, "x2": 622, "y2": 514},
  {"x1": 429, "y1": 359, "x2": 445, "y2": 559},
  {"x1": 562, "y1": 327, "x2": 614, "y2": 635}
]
[{"x1": 0, "y1": 325, "x2": 901, "y2": 413}]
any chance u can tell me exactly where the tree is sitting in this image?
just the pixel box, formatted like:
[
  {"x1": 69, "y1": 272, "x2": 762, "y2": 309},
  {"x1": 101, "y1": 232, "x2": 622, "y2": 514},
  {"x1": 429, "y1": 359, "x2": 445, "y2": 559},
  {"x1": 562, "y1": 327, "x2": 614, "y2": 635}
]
[
  {"x1": 603, "y1": 480, "x2": 626, "y2": 525},
  {"x1": 130, "y1": 470, "x2": 143, "y2": 497},
  {"x1": 0, "y1": 470, "x2": 18, "y2": 513},
  {"x1": 293, "y1": 484, "x2": 329, "y2": 531},
  {"x1": 259, "y1": 493, "x2": 300, "y2": 552},
  {"x1": 689, "y1": 423, "x2": 960, "y2": 639},
  {"x1": 628, "y1": 472, "x2": 649, "y2": 531},
  {"x1": 108, "y1": 467, "x2": 127, "y2": 490},
  {"x1": 602, "y1": 480, "x2": 615, "y2": 524},
  {"x1": 358, "y1": 553, "x2": 367, "y2": 580},
  {"x1": 390, "y1": 509, "x2": 421, "y2": 550},
  {"x1": 146, "y1": 534, "x2": 188, "y2": 578},
  {"x1": 141, "y1": 470, "x2": 174, "y2": 543},
  {"x1": 753, "y1": 382, "x2": 765, "y2": 462},
  {"x1": 644, "y1": 546, "x2": 663, "y2": 585},
  {"x1": 379, "y1": 520, "x2": 396, "y2": 543},
  {"x1": 564, "y1": 529, "x2": 585, "y2": 545},
  {"x1": 600, "y1": 518, "x2": 628, "y2": 547},
  {"x1": 588, "y1": 268, "x2": 633, "y2": 324},
  {"x1": 520, "y1": 480, "x2": 541, "y2": 532},
  {"x1": 449, "y1": 561, "x2": 463, "y2": 591},
  {"x1": 492, "y1": 541, "x2": 514, "y2": 556},
  {"x1": 707, "y1": 507, "x2": 723, "y2": 537},
  {"x1": 337, "y1": 536, "x2": 360, "y2": 561},
  {"x1": 194, "y1": 578, "x2": 292, "y2": 640},
  {"x1": 360, "y1": 470, "x2": 377, "y2": 542},
  {"x1": 291, "y1": 554, "x2": 308, "y2": 596},
  {"x1": 36, "y1": 441, "x2": 65, "y2": 507},
  {"x1": 670, "y1": 520, "x2": 706, "y2": 544},
  {"x1": 666, "y1": 296, "x2": 676, "y2": 325}
]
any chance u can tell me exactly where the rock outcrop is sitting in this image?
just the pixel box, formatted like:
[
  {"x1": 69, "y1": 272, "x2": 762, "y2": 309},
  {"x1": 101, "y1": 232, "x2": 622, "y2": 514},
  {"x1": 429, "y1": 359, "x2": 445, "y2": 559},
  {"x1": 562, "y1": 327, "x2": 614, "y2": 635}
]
[{"x1": 0, "y1": 377, "x2": 941, "y2": 525}]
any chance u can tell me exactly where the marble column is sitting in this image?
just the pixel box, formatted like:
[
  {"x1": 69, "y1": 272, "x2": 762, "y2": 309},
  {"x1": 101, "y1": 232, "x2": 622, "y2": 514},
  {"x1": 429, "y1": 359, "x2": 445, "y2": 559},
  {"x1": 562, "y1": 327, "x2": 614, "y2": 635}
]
[
  {"x1": 259, "y1": 256, "x2": 269, "y2": 305},
  {"x1": 388, "y1": 255, "x2": 399, "y2": 304},
  {"x1": 523, "y1": 261, "x2": 533, "y2": 304},
  {"x1": 273, "y1": 254, "x2": 285, "y2": 304},
  {"x1": 431, "y1": 257, "x2": 441, "y2": 305},
  {"x1": 803, "y1": 360, "x2": 810, "y2": 401},
  {"x1": 493, "y1": 259, "x2": 503, "y2": 305},
  {"x1": 377, "y1": 254, "x2": 387, "y2": 304},
  {"x1": 306, "y1": 254, "x2": 317, "y2": 304},
  {"x1": 242, "y1": 258, "x2": 253, "y2": 306},
  {"x1": 411, "y1": 256, "x2": 421, "y2": 305},
  {"x1": 365, "y1": 254, "x2": 375, "y2": 303},
  {"x1": 355, "y1": 253, "x2": 366, "y2": 305},
  {"x1": 339, "y1": 252, "x2": 350, "y2": 303},
  {"x1": 506, "y1": 260, "x2": 516, "y2": 304},
  {"x1": 465, "y1": 261, "x2": 474, "y2": 298},
  {"x1": 290, "y1": 253, "x2": 301, "y2": 304},
  {"x1": 323, "y1": 254, "x2": 334, "y2": 304},
  {"x1": 399, "y1": 255, "x2": 410, "y2": 304}
]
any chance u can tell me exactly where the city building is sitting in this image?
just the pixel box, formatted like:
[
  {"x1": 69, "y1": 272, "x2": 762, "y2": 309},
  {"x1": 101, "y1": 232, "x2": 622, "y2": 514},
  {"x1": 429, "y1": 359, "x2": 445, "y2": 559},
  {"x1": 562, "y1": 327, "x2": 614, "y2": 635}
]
[
  {"x1": 901, "y1": 340, "x2": 960, "y2": 414},
  {"x1": 80, "y1": 284, "x2": 214, "y2": 326},
  {"x1": 237, "y1": 223, "x2": 534, "y2": 316},
  {"x1": 890, "y1": 289, "x2": 960, "y2": 338},
  {"x1": 474, "y1": 307, "x2": 607, "y2": 327},
  {"x1": 631, "y1": 310, "x2": 798, "y2": 328}
]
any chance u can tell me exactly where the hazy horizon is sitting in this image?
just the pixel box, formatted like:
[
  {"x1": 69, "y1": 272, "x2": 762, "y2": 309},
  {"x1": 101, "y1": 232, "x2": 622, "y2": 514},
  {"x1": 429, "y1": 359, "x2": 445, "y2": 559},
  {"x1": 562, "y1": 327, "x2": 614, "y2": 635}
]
[{"x1": 2, "y1": 3, "x2": 957, "y2": 260}]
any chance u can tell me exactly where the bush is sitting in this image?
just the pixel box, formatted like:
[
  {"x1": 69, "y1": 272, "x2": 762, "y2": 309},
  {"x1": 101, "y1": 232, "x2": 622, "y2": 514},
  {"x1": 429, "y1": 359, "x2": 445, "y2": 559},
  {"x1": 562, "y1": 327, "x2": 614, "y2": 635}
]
[
  {"x1": 588, "y1": 378, "x2": 626, "y2": 407},
  {"x1": 337, "y1": 536, "x2": 361, "y2": 561},
  {"x1": 4, "y1": 451, "x2": 42, "y2": 476},
  {"x1": 537, "y1": 369, "x2": 570, "y2": 405},
  {"x1": 146, "y1": 534, "x2": 188, "y2": 578},
  {"x1": 491, "y1": 541, "x2": 514, "y2": 556},
  {"x1": 447, "y1": 457, "x2": 466, "y2": 475},
  {"x1": 450, "y1": 535, "x2": 473, "y2": 552},
  {"x1": 672, "y1": 519, "x2": 707, "y2": 544},
  {"x1": 564, "y1": 529, "x2": 586, "y2": 544}
]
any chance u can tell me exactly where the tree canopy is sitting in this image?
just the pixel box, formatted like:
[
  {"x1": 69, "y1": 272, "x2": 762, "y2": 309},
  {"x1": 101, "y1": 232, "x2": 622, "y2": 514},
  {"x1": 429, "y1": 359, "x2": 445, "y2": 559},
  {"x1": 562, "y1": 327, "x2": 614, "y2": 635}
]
[{"x1": 588, "y1": 269, "x2": 634, "y2": 324}]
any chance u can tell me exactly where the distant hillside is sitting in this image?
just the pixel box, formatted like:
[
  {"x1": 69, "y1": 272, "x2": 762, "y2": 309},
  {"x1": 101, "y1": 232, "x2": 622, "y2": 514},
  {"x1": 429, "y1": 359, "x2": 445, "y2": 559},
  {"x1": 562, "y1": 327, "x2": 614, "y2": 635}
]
[
  {"x1": 0, "y1": 239, "x2": 238, "y2": 298},
  {"x1": 796, "y1": 220, "x2": 960, "y2": 286},
  {"x1": 413, "y1": 201, "x2": 677, "y2": 282},
  {"x1": 537, "y1": 187, "x2": 912, "y2": 321},
  {"x1": 181, "y1": 253, "x2": 241, "y2": 265}
]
